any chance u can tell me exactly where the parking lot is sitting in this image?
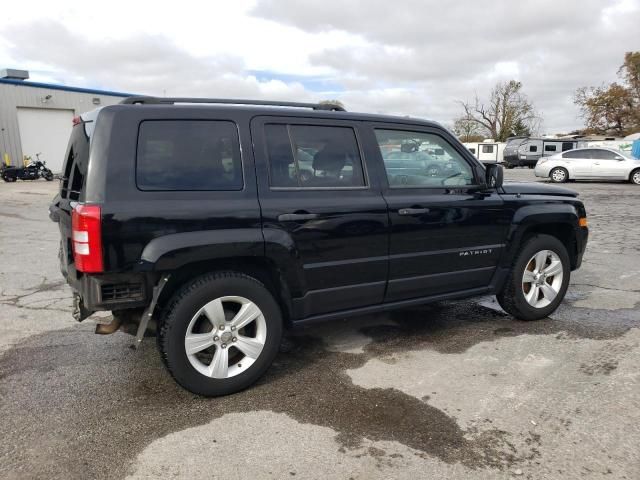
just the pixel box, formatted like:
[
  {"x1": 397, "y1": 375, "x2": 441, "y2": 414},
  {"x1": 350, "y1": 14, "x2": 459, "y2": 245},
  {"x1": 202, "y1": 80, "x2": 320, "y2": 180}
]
[{"x1": 0, "y1": 169, "x2": 638, "y2": 480}]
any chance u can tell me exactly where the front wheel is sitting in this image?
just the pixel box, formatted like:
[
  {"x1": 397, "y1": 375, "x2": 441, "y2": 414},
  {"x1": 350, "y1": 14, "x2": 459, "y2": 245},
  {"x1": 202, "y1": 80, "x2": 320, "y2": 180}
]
[
  {"x1": 549, "y1": 167, "x2": 568, "y2": 183},
  {"x1": 159, "y1": 271, "x2": 283, "y2": 396},
  {"x1": 630, "y1": 169, "x2": 640, "y2": 185},
  {"x1": 497, "y1": 234, "x2": 570, "y2": 321}
]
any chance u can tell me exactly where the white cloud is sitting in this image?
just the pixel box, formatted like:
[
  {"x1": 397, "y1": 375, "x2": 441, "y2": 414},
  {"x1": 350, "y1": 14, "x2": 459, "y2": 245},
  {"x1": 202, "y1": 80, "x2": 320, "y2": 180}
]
[{"x1": 0, "y1": 0, "x2": 638, "y2": 132}]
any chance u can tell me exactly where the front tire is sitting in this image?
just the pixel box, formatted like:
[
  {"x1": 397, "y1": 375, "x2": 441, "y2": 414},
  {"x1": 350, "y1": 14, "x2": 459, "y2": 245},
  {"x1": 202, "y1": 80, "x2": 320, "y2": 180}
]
[
  {"x1": 497, "y1": 234, "x2": 570, "y2": 321},
  {"x1": 159, "y1": 271, "x2": 282, "y2": 396},
  {"x1": 549, "y1": 167, "x2": 568, "y2": 183}
]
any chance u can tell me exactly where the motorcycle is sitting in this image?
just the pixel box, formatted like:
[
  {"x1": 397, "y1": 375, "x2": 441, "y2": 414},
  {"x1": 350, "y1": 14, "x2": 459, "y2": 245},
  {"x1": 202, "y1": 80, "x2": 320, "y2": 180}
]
[{"x1": 1, "y1": 153, "x2": 54, "y2": 182}]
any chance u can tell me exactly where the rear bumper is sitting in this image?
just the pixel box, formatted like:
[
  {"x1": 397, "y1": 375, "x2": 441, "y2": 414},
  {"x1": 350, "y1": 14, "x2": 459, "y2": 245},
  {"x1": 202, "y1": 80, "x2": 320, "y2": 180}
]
[{"x1": 65, "y1": 267, "x2": 152, "y2": 318}]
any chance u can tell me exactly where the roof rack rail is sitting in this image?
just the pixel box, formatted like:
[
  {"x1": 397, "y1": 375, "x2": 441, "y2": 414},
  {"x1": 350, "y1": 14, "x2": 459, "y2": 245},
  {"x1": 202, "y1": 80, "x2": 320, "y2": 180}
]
[{"x1": 120, "y1": 96, "x2": 346, "y2": 111}]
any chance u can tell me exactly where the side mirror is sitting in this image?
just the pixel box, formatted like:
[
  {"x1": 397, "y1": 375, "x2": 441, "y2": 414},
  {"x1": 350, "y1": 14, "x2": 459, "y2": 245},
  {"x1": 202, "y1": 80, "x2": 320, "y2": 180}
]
[
  {"x1": 485, "y1": 164, "x2": 503, "y2": 189},
  {"x1": 614, "y1": 156, "x2": 624, "y2": 161}
]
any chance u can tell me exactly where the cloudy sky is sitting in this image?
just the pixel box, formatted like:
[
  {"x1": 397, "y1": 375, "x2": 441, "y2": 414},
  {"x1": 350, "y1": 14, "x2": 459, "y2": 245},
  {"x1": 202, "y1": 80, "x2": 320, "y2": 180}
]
[{"x1": 0, "y1": 0, "x2": 637, "y2": 133}]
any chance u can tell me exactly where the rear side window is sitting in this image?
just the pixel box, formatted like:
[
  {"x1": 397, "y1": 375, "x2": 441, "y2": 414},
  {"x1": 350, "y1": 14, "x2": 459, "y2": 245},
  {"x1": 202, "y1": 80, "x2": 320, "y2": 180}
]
[
  {"x1": 60, "y1": 123, "x2": 91, "y2": 200},
  {"x1": 265, "y1": 124, "x2": 366, "y2": 188},
  {"x1": 136, "y1": 120, "x2": 242, "y2": 191},
  {"x1": 481, "y1": 145, "x2": 494, "y2": 153},
  {"x1": 544, "y1": 144, "x2": 557, "y2": 152}
]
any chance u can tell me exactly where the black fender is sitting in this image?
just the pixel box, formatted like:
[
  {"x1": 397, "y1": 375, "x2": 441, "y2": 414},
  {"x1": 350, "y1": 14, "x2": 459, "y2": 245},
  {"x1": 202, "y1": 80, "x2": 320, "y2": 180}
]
[
  {"x1": 137, "y1": 227, "x2": 308, "y2": 299},
  {"x1": 498, "y1": 202, "x2": 584, "y2": 271},
  {"x1": 139, "y1": 229, "x2": 264, "y2": 271}
]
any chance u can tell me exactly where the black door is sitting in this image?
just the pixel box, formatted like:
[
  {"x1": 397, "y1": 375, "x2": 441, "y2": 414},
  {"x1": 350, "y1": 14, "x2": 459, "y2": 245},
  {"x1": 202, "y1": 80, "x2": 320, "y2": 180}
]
[
  {"x1": 251, "y1": 116, "x2": 389, "y2": 318},
  {"x1": 367, "y1": 125, "x2": 511, "y2": 302}
]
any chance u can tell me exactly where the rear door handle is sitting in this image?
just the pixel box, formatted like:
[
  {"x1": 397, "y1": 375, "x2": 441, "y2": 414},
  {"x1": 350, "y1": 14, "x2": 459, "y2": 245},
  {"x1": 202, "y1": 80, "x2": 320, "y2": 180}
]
[
  {"x1": 398, "y1": 207, "x2": 430, "y2": 215},
  {"x1": 277, "y1": 213, "x2": 319, "y2": 222}
]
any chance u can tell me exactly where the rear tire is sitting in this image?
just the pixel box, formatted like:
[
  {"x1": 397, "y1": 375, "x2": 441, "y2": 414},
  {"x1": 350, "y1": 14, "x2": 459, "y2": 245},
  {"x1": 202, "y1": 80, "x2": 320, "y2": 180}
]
[
  {"x1": 497, "y1": 234, "x2": 570, "y2": 321},
  {"x1": 549, "y1": 167, "x2": 568, "y2": 183},
  {"x1": 630, "y1": 168, "x2": 640, "y2": 185},
  {"x1": 159, "y1": 271, "x2": 282, "y2": 396}
]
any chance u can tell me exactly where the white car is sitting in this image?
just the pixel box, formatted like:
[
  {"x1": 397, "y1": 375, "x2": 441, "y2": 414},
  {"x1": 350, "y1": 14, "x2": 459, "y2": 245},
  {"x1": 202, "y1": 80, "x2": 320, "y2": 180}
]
[{"x1": 534, "y1": 147, "x2": 640, "y2": 184}]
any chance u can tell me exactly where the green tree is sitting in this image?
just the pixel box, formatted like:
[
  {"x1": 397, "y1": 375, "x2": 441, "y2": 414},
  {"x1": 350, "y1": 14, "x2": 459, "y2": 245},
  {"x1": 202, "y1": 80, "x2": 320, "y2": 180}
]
[
  {"x1": 575, "y1": 51, "x2": 640, "y2": 136},
  {"x1": 459, "y1": 80, "x2": 539, "y2": 142}
]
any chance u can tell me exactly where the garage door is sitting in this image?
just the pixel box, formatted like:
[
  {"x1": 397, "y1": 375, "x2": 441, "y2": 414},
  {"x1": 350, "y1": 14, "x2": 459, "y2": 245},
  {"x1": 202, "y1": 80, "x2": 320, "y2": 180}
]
[{"x1": 17, "y1": 108, "x2": 74, "y2": 173}]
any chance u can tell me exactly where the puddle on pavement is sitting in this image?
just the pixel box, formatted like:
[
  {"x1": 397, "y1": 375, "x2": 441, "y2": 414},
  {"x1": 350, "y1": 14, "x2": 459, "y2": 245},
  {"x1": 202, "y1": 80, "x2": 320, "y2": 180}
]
[{"x1": 0, "y1": 300, "x2": 637, "y2": 479}]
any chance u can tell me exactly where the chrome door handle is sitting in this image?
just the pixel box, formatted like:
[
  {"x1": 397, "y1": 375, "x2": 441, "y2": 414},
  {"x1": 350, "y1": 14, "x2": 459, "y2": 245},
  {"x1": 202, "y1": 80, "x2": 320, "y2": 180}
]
[
  {"x1": 277, "y1": 213, "x2": 319, "y2": 221},
  {"x1": 398, "y1": 207, "x2": 430, "y2": 215}
]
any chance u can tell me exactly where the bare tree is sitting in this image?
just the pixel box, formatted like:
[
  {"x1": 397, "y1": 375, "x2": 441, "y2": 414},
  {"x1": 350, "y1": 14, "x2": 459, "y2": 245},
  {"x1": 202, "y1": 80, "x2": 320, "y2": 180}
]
[
  {"x1": 459, "y1": 80, "x2": 540, "y2": 142},
  {"x1": 452, "y1": 113, "x2": 485, "y2": 142}
]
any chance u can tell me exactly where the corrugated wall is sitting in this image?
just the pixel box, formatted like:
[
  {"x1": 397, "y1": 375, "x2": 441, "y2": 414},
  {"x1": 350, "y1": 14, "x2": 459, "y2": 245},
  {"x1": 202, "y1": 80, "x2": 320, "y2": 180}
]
[{"x1": 0, "y1": 83, "x2": 126, "y2": 166}]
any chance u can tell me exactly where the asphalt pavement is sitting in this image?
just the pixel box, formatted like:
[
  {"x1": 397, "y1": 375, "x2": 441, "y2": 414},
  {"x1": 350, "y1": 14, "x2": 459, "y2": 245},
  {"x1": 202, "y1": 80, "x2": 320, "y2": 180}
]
[{"x1": 0, "y1": 170, "x2": 638, "y2": 479}]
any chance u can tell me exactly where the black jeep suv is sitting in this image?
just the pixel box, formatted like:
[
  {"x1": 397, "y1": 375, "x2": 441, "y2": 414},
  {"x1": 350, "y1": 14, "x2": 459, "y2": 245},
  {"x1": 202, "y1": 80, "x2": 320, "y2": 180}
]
[{"x1": 50, "y1": 97, "x2": 588, "y2": 396}]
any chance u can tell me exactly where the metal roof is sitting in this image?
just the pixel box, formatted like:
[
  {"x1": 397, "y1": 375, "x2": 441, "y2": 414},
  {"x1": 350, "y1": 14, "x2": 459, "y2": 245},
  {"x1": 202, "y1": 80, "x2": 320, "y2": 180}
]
[{"x1": 0, "y1": 78, "x2": 132, "y2": 98}]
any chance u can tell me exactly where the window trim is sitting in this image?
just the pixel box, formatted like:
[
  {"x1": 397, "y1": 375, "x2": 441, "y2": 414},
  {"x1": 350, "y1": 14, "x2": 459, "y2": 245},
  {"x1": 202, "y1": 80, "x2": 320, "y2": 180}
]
[
  {"x1": 264, "y1": 122, "x2": 371, "y2": 191},
  {"x1": 372, "y1": 126, "x2": 482, "y2": 190},
  {"x1": 135, "y1": 119, "x2": 245, "y2": 192}
]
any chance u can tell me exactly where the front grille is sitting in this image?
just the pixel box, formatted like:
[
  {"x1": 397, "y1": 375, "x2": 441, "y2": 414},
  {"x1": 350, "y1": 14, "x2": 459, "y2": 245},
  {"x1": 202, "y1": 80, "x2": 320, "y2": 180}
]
[{"x1": 101, "y1": 283, "x2": 143, "y2": 302}]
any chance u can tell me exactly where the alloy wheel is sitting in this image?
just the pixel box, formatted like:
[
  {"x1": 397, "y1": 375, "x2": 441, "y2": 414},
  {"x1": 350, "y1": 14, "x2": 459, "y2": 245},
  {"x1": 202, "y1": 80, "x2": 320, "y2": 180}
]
[
  {"x1": 521, "y1": 250, "x2": 564, "y2": 309},
  {"x1": 184, "y1": 296, "x2": 266, "y2": 379}
]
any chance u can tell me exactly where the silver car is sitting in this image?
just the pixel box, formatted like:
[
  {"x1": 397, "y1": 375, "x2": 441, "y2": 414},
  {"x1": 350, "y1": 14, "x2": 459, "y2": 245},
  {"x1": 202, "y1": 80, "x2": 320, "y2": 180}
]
[{"x1": 534, "y1": 147, "x2": 640, "y2": 184}]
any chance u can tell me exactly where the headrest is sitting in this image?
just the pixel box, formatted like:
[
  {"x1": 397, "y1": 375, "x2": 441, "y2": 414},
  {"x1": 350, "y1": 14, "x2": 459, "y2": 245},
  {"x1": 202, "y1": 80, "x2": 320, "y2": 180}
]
[{"x1": 313, "y1": 145, "x2": 346, "y2": 172}]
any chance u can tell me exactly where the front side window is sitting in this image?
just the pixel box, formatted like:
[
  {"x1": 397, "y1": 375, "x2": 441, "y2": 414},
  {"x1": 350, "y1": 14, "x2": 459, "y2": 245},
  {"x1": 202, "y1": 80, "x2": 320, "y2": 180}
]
[
  {"x1": 482, "y1": 145, "x2": 494, "y2": 153},
  {"x1": 374, "y1": 129, "x2": 475, "y2": 187},
  {"x1": 529, "y1": 145, "x2": 538, "y2": 152},
  {"x1": 545, "y1": 144, "x2": 557, "y2": 152},
  {"x1": 592, "y1": 149, "x2": 617, "y2": 160},
  {"x1": 265, "y1": 124, "x2": 365, "y2": 188},
  {"x1": 136, "y1": 120, "x2": 242, "y2": 191}
]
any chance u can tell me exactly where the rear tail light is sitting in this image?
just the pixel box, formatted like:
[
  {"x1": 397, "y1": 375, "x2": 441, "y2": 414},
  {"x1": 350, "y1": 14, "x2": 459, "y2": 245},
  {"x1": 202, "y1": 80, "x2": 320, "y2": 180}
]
[{"x1": 71, "y1": 204, "x2": 103, "y2": 272}]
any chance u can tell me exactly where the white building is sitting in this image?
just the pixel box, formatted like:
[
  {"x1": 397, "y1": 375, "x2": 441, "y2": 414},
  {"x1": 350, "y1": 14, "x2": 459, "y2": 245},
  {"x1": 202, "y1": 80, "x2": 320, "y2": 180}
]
[{"x1": 0, "y1": 69, "x2": 130, "y2": 173}]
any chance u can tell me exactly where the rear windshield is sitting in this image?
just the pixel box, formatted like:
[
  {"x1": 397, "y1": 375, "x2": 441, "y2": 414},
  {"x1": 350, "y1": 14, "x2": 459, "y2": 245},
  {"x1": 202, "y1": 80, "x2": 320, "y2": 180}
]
[{"x1": 135, "y1": 120, "x2": 243, "y2": 191}]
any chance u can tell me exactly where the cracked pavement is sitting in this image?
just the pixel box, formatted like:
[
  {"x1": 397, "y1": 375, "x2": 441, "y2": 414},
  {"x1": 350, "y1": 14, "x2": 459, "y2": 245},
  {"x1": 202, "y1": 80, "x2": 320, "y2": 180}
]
[{"x1": 0, "y1": 170, "x2": 639, "y2": 479}]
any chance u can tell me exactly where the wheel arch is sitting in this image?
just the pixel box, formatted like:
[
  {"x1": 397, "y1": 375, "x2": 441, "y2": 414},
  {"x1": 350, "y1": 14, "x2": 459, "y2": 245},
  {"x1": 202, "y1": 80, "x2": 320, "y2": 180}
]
[
  {"x1": 154, "y1": 256, "x2": 294, "y2": 327},
  {"x1": 501, "y1": 205, "x2": 583, "y2": 271}
]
